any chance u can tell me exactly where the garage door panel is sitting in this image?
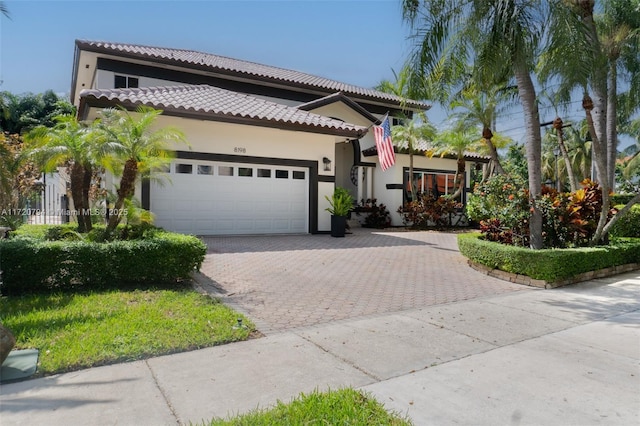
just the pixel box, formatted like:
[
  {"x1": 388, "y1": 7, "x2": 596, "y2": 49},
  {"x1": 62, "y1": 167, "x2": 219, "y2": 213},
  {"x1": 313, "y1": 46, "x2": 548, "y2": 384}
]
[{"x1": 150, "y1": 160, "x2": 309, "y2": 235}]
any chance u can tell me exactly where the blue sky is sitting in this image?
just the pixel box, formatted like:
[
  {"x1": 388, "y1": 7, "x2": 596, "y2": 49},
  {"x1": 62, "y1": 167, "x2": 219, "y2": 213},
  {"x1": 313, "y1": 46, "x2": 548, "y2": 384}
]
[{"x1": 0, "y1": 0, "x2": 633, "y2": 149}]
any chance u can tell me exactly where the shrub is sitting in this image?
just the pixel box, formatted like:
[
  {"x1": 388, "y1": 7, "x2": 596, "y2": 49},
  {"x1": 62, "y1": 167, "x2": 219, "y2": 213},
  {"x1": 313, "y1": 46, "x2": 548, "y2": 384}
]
[
  {"x1": 611, "y1": 193, "x2": 636, "y2": 205},
  {"x1": 0, "y1": 231, "x2": 207, "y2": 296},
  {"x1": 458, "y1": 233, "x2": 640, "y2": 282},
  {"x1": 356, "y1": 199, "x2": 391, "y2": 229},
  {"x1": 610, "y1": 204, "x2": 640, "y2": 238},
  {"x1": 397, "y1": 193, "x2": 462, "y2": 229}
]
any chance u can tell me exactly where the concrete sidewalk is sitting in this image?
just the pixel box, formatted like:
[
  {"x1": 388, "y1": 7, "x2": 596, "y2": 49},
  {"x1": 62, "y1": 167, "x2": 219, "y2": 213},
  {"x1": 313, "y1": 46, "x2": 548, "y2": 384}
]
[{"x1": 1, "y1": 272, "x2": 639, "y2": 425}]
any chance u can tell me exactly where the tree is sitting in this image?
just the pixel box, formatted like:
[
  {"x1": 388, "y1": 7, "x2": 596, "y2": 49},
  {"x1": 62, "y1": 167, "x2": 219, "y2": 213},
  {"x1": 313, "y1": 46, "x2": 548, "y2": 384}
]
[
  {"x1": 391, "y1": 113, "x2": 437, "y2": 201},
  {"x1": 98, "y1": 106, "x2": 187, "y2": 234},
  {"x1": 402, "y1": 0, "x2": 547, "y2": 248},
  {"x1": 0, "y1": 91, "x2": 75, "y2": 134},
  {"x1": 429, "y1": 127, "x2": 484, "y2": 200},
  {"x1": 26, "y1": 115, "x2": 98, "y2": 233}
]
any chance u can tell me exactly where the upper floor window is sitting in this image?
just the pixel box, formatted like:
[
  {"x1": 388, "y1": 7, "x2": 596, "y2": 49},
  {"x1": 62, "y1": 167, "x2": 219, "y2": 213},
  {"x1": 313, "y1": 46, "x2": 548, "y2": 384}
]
[{"x1": 114, "y1": 75, "x2": 139, "y2": 89}]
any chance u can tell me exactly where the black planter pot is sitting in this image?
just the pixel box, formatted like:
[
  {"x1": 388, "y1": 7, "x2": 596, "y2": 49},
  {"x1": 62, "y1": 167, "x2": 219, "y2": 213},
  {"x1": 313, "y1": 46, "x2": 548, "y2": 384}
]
[{"x1": 330, "y1": 215, "x2": 347, "y2": 237}]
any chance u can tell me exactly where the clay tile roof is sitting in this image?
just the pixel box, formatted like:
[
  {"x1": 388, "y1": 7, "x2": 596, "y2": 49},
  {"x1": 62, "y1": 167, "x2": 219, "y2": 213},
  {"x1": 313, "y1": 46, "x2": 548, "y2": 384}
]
[
  {"x1": 76, "y1": 40, "x2": 430, "y2": 110},
  {"x1": 79, "y1": 85, "x2": 368, "y2": 138}
]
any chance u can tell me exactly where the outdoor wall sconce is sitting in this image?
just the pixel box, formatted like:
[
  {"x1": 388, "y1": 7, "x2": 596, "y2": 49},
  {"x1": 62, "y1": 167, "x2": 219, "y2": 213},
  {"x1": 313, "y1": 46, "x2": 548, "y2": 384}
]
[{"x1": 323, "y1": 157, "x2": 332, "y2": 171}]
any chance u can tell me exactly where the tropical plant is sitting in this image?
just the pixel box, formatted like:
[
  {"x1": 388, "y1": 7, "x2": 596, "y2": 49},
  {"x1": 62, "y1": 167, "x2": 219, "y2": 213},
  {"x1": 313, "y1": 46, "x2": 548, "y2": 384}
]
[
  {"x1": 357, "y1": 199, "x2": 391, "y2": 229},
  {"x1": 402, "y1": 0, "x2": 546, "y2": 248},
  {"x1": 97, "y1": 106, "x2": 187, "y2": 235},
  {"x1": 325, "y1": 187, "x2": 354, "y2": 217},
  {"x1": 26, "y1": 115, "x2": 100, "y2": 233},
  {"x1": 391, "y1": 113, "x2": 437, "y2": 201},
  {"x1": 398, "y1": 193, "x2": 461, "y2": 229}
]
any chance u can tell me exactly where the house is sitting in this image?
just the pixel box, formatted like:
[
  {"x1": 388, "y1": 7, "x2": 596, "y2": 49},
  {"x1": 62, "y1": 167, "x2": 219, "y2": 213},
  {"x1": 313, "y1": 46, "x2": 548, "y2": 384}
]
[{"x1": 71, "y1": 40, "x2": 488, "y2": 235}]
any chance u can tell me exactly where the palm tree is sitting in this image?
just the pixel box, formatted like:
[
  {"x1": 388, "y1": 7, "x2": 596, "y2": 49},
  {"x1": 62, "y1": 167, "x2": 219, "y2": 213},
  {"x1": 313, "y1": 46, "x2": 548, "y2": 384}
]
[
  {"x1": 402, "y1": 0, "x2": 547, "y2": 248},
  {"x1": 391, "y1": 113, "x2": 437, "y2": 201},
  {"x1": 26, "y1": 115, "x2": 98, "y2": 232},
  {"x1": 448, "y1": 82, "x2": 517, "y2": 176},
  {"x1": 429, "y1": 128, "x2": 484, "y2": 200},
  {"x1": 98, "y1": 106, "x2": 187, "y2": 234}
]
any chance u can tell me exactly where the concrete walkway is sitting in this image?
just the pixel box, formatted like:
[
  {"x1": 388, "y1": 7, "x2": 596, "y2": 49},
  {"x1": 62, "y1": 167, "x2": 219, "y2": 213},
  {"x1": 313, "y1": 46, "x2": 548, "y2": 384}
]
[{"x1": 1, "y1": 269, "x2": 638, "y2": 425}]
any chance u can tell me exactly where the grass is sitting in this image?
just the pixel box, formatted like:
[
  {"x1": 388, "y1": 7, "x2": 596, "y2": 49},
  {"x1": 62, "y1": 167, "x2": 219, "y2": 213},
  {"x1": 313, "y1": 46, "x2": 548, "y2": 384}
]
[
  {"x1": 200, "y1": 388, "x2": 412, "y2": 425},
  {"x1": 0, "y1": 284, "x2": 255, "y2": 376}
]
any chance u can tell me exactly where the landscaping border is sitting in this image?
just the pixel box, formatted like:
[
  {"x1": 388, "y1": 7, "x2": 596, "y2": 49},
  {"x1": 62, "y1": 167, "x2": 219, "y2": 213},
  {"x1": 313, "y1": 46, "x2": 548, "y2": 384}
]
[{"x1": 467, "y1": 259, "x2": 640, "y2": 289}]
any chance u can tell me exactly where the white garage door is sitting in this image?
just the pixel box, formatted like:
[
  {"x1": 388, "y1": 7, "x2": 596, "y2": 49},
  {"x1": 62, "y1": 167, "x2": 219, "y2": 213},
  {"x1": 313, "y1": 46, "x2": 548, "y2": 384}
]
[{"x1": 150, "y1": 160, "x2": 309, "y2": 235}]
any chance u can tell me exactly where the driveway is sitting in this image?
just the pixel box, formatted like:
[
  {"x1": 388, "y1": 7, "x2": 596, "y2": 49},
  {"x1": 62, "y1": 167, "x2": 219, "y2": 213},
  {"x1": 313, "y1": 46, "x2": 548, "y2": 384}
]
[{"x1": 198, "y1": 228, "x2": 526, "y2": 334}]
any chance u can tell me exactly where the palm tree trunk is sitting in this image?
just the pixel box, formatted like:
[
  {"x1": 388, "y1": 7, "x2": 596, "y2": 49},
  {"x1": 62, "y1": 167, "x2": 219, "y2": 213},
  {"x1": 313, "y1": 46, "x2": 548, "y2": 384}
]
[
  {"x1": 448, "y1": 157, "x2": 466, "y2": 200},
  {"x1": 81, "y1": 163, "x2": 93, "y2": 232},
  {"x1": 482, "y1": 127, "x2": 504, "y2": 175},
  {"x1": 70, "y1": 162, "x2": 87, "y2": 233},
  {"x1": 514, "y1": 66, "x2": 543, "y2": 249},
  {"x1": 553, "y1": 118, "x2": 579, "y2": 192},
  {"x1": 107, "y1": 158, "x2": 138, "y2": 233},
  {"x1": 606, "y1": 62, "x2": 617, "y2": 191},
  {"x1": 583, "y1": 94, "x2": 611, "y2": 245}
]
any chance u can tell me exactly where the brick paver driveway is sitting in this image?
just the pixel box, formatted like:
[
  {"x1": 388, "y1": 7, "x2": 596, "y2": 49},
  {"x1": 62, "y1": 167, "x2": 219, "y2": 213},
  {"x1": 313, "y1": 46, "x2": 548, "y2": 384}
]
[{"x1": 198, "y1": 229, "x2": 526, "y2": 334}]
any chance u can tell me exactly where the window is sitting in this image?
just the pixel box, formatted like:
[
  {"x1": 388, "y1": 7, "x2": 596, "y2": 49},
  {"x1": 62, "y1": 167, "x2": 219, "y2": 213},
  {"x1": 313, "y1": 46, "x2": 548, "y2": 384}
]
[
  {"x1": 218, "y1": 166, "x2": 233, "y2": 176},
  {"x1": 257, "y1": 169, "x2": 271, "y2": 178},
  {"x1": 176, "y1": 164, "x2": 193, "y2": 174},
  {"x1": 238, "y1": 167, "x2": 253, "y2": 177},
  {"x1": 197, "y1": 165, "x2": 213, "y2": 175},
  {"x1": 292, "y1": 171, "x2": 305, "y2": 180},
  {"x1": 275, "y1": 170, "x2": 288, "y2": 179},
  {"x1": 114, "y1": 75, "x2": 139, "y2": 89},
  {"x1": 404, "y1": 169, "x2": 462, "y2": 203}
]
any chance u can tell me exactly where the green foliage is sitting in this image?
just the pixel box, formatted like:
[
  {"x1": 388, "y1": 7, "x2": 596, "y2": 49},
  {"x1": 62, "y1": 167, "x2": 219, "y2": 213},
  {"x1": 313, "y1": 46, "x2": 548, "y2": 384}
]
[
  {"x1": 458, "y1": 233, "x2": 640, "y2": 282},
  {"x1": 325, "y1": 187, "x2": 354, "y2": 217},
  {"x1": 0, "y1": 231, "x2": 207, "y2": 296},
  {"x1": 610, "y1": 205, "x2": 640, "y2": 238},
  {"x1": 356, "y1": 199, "x2": 391, "y2": 229},
  {"x1": 1, "y1": 288, "x2": 254, "y2": 375},
  {"x1": 611, "y1": 193, "x2": 636, "y2": 205},
  {"x1": 205, "y1": 388, "x2": 411, "y2": 426},
  {"x1": 466, "y1": 174, "x2": 530, "y2": 245},
  {"x1": 0, "y1": 90, "x2": 75, "y2": 134},
  {"x1": 398, "y1": 193, "x2": 462, "y2": 229}
]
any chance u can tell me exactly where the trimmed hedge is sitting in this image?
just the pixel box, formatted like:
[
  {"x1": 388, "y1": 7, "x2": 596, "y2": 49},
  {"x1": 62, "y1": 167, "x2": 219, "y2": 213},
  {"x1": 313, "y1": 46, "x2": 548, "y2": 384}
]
[
  {"x1": 457, "y1": 232, "x2": 640, "y2": 282},
  {"x1": 0, "y1": 232, "x2": 207, "y2": 296},
  {"x1": 610, "y1": 194, "x2": 636, "y2": 206},
  {"x1": 610, "y1": 205, "x2": 640, "y2": 238}
]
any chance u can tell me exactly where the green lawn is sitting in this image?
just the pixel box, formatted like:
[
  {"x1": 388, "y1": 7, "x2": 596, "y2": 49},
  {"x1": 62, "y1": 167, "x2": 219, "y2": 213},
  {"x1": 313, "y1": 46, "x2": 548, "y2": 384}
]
[
  {"x1": 202, "y1": 388, "x2": 413, "y2": 426},
  {"x1": 0, "y1": 284, "x2": 255, "y2": 375}
]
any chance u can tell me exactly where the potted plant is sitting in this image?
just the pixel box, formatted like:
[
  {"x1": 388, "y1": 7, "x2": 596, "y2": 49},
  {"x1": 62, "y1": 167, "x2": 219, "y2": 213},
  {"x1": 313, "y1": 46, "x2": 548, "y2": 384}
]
[{"x1": 325, "y1": 187, "x2": 354, "y2": 237}]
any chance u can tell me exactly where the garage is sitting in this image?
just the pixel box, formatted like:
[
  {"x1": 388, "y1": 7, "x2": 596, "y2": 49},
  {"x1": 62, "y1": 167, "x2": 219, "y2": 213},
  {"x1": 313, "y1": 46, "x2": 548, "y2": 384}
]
[{"x1": 150, "y1": 159, "x2": 309, "y2": 235}]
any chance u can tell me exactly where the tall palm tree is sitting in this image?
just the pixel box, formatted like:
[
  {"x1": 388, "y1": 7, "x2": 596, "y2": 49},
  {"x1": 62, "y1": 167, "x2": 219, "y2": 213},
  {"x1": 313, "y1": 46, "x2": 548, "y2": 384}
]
[
  {"x1": 402, "y1": 0, "x2": 547, "y2": 248},
  {"x1": 26, "y1": 115, "x2": 98, "y2": 232},
  {"x1": 98, "y1": 106, "x2": 187, "y2": 234}
]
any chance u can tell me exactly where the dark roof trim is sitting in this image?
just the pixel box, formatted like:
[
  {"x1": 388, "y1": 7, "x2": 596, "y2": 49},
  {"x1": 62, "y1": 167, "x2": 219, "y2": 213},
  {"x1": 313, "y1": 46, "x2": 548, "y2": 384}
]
[
  {"x1": 362, "y1": 146, "x2": 490, "y2": 163},
  {"x1": 297, "y1": 92, "x2": 381, "y2": 124}
]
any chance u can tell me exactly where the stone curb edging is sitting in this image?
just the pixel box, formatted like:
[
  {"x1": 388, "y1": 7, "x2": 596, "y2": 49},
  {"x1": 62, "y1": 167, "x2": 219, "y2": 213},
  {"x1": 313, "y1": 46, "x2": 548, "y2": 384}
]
[{"x1": 467, "y1": 260, "x2": 640, "y2": 289}]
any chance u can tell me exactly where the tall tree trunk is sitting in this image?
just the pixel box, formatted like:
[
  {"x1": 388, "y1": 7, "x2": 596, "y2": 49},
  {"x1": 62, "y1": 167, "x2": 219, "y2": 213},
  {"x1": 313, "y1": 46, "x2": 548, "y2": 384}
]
[
  {"x1": 514, "y1": 66, "x2": 543, "y2": 249},
  {"x1": 553, "y1": 117, "x2": 579, "y2": 192},
  {"x1": 409, "y1": 147, "x2": 416, "y2": 202},
  {"x1": 449, "y1": 157, "x2": 466, "y2": 200},
  {"x1": 482, "y1": 127, "x2": 505, "y2": 175},
  {"x1": 606, "y1": 61, "x2": 618, "y2": 191},
  {"x1": 583, "y1": 95, "x2": 611, "y2": 245},
  {"x1": 69, "y1": 162, "x2": 87, "y2": 233},
  {"x1": 107, "y1": 158, "x2": 138, "y2": 233}
]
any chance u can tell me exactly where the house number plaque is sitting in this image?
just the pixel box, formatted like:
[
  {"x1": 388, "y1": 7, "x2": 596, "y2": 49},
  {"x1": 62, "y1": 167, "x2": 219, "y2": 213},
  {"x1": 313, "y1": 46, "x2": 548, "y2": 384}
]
[{"x1": 233, "y1": 147, "x2": 247, "y2": 153}]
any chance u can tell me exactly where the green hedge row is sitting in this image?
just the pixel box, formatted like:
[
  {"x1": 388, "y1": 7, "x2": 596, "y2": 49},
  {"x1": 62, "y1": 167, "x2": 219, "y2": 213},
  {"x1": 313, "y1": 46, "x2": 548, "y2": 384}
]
[
  {"x1": 610, "y1": 205, "x2": 640, "y2": 238},
  {"x1": 0, "y1": 232, "x2": 207, "y2": 296},
  {"x1": 457, "y1": 233, "x2": 640, "y2": 282},
  {"x1": 610, "y1": 194, "x2": 636, "y2": 206}
]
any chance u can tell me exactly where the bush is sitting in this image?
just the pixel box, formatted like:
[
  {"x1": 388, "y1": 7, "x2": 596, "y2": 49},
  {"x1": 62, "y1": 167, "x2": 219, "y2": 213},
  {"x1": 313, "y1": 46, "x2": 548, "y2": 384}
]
[
  {"x1": 356, "y1": 199, "x2": 391, "y2": 229},
  {"x1": 11, "y1": 223, "x2": 160, "y2": 242},
  {"x1": 458, "y1": 233, "x2": 640, "y2": 282},
  {"x1": 0, "y1": 231, "x2": 207, "y2": 296},
  {"x1": 611, "y1": 193, "x2": 636, "y2": 205},
  {"x1": 398, "y1": 193, "x2": 462, "y2": 229},
  {"x1": 610, "y1": 204, "x2": 640, "y2": 238}
]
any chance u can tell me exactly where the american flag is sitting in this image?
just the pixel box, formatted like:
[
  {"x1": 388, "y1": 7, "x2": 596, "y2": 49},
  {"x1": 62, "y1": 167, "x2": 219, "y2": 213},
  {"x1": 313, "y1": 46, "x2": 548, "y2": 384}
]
[{"x1": 373, "y1": 115, "x2": 395, "y2": 171}]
